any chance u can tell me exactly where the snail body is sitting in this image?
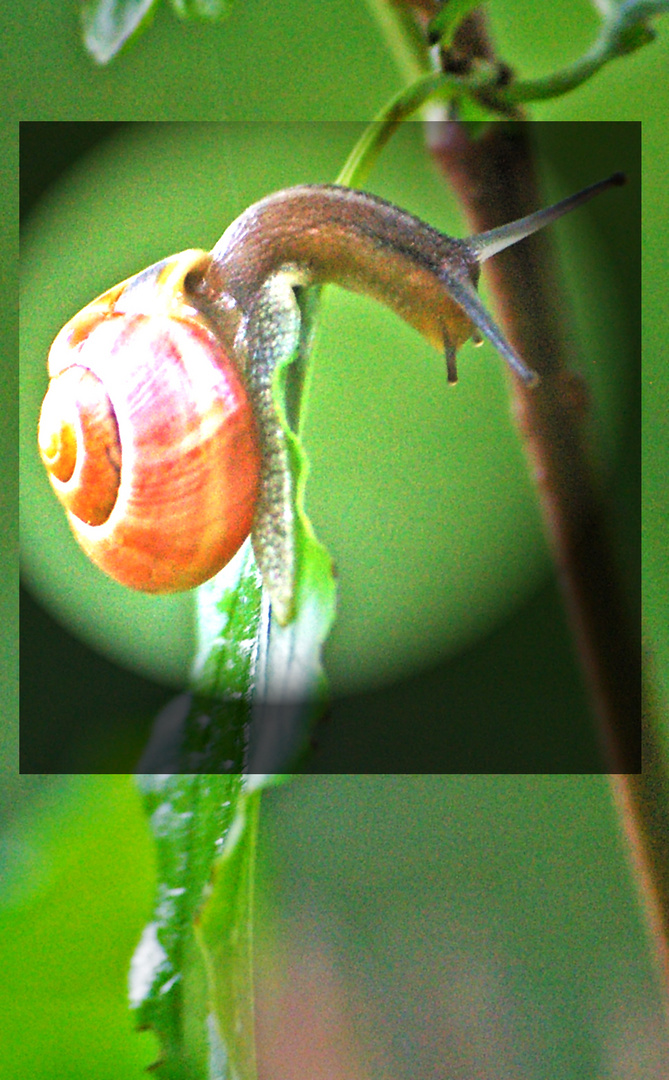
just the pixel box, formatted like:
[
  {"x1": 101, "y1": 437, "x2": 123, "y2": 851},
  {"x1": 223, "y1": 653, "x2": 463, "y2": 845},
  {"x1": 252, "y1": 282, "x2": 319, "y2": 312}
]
[{"x1": 38, "y1": 175, "x2": 624, "y2": 617}]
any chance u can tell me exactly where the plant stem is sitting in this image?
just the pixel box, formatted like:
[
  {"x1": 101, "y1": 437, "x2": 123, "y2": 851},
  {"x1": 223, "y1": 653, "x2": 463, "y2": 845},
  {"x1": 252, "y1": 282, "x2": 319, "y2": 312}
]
[
  {"x1": 337, "y1": 69, "x2": 494, "y2": 187},
  {"x1": 611, "y1": 668, "x2": 669, "y2": 1015},
  {"x1": 428, "y1": 116, "x2": 668, "y2": 1000},
  {"x1": 362, "y1": 0, "x2": 432, "y2": 83},
  {"x1": 498, "y1": 0, "x2": 661, "y2": 106},
  {"x1": 365, "y1": 0, "x2": 668, "y2": 1006},
  {"x1": 428, "y1": 120, "x2": 639, "y2": 761},
  {"x1": 364, "y1": 0, "x2": 666, "y2": 118}
]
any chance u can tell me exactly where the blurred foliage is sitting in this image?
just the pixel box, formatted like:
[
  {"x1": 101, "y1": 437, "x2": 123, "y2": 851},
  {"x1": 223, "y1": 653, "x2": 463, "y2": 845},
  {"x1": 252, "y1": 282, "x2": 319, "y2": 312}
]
[
  {"x1": 6, "y1": 0, "x2": 669, "y2": 1075},
  {"x1": 0, "y1": 777, "x2": 159, "y2": 1078},
  {"x1": 1, "y1": 773, "x2": 667, "y2": 1077}
]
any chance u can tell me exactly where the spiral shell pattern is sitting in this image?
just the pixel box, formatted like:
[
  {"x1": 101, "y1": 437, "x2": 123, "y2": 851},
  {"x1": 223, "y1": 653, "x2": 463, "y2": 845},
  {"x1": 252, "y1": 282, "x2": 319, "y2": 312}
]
[{"x1": 39, "y1": 251, "x2": 261, "y2": 593}]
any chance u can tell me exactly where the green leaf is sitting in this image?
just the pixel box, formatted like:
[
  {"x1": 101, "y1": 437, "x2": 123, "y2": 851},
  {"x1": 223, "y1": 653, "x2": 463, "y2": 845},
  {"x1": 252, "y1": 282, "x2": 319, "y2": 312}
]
[
  {"x1": 131, "y1": 237, "x2": 336, "y2": 1080},
  {"x1": 136, "y1": 544, "x2": 263, "y2": 775},
  {"x1": 192, "y1": 543, "x2": 263, "y2": 704},
  {"x1": 194, "y1": 790, "x2": 261, "y2": 1080},
  {"x1": 169, "y1": 0, "x2": 233, "y2": 18},
  {"x1": 184, "y1": 284, "x2": 336, "y2": 776},
  {"x1": 80, "y1": 0, "x2": 161, "y2": 64},
  {"x1": 131, "y1": 773, "x2": 259, "y2": 1079},
  {"x1": 186, "y1": 542, "x2": 264, "y2": 774}
]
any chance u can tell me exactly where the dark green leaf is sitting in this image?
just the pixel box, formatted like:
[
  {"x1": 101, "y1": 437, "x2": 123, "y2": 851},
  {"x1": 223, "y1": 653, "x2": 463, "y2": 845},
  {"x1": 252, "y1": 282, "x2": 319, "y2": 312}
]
[
  {"x1": 81, "y1": 0, "x2": 161, "y2": 64},
  {"x1": 186, "y1": 543, "x2": 263, "y2": 774},
  {"x1": 194, "y1": 790, "x2": 261, "y2": 1080},
  {"x1": 130, "y1": 772, "x2": 252, "y2": 1079},
  {"x1": 136, "y1": 544, "x2": 263, "y2": 775}
]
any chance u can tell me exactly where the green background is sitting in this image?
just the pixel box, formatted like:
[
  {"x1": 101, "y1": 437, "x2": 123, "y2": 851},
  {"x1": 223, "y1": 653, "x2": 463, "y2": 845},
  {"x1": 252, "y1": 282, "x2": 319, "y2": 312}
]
[{"x1": 4, "y1": 0, "x2": 669, "y2": 1075}]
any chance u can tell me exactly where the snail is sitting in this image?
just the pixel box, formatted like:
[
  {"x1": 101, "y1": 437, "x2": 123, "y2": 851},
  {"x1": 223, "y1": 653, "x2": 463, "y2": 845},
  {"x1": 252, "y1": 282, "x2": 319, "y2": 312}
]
[
  {"x1": 39, "y1": 250, "x2": 262, "y2": 596},
  {"x1": 38, "y1": 174, "x2": 625, "y2": 622}
]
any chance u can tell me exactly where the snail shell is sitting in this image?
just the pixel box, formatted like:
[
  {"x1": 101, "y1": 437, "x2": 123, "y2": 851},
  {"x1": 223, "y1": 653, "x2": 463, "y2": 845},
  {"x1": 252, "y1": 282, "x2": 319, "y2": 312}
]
[{"x1": 38, "y1": 250, "x2": 261, "y2": 592}]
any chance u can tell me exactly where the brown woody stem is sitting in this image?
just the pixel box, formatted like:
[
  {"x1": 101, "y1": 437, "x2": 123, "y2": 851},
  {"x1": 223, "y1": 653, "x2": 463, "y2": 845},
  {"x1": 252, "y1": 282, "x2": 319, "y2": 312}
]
[
  {"x1": 427, "y1": 117, "x2": 669, "y2": 1002},
  {"x1": 367, "y1": 0, "x2": 666, "y2": 1009},
  {"x1": 429, "y1": 122, "x2": 639, "y2": 762}
]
